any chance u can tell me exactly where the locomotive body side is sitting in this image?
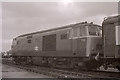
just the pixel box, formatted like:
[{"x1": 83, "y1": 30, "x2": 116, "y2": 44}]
[{"x1": 10, "y1": 22, "x2": 102, "y2": 70}]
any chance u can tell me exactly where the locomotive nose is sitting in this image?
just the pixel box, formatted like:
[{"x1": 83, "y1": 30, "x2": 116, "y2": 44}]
[{"x1": 89, "y1": 37, "x2": 103, "y2": 59}]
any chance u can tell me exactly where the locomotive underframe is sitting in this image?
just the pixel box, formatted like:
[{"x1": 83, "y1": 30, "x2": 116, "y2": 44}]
[{"x1": 12, "y1": 55, "x2": 101, "y2": 70}]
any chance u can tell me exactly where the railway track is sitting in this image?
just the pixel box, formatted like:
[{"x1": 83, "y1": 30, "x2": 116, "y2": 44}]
[{"x1": 2, "y1": 58, "x2": 120, "y2": 79}]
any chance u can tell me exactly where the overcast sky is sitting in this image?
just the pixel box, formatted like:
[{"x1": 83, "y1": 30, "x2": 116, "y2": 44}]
[{"x1": 1, "y1": 2, "x2": 118, "y2": 52}]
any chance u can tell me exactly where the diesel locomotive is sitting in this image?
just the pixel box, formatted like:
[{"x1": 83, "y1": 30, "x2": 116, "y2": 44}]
[{"x1": 10, "y1": 22, "x2": 103, "y2": 70}]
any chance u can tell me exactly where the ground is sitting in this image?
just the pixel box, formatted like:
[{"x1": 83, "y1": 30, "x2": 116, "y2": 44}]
[{"x1": 2, "y1": 64, "x2": 52, "y2": 78}]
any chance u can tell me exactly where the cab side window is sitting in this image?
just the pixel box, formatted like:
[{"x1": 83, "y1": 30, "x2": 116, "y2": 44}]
[
  {"x1": 69, "y1": 27, "x2": 79, "y2": 39},
  {"x1": 61, "y1": 34, "x2": 67, "y2": 39},
  {"x1": 73, "y1": 28, "x2": 78, "y2": 38},
  {"x1": 80, "y1": 26, "x2": 87, "y2": 36}
]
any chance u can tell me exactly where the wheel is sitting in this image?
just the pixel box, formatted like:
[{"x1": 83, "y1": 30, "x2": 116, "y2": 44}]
[
  {"x1": 84, "y1": 59, "x2": 101, "y2": 71},
  {"x1": 73, "y1": 63, "x2": 80, "y2": 71},
  {"x1": 116, "y1": 66, "x2": 120, "y2": 71},
  {"x1": 27, "y1": 57, "x2": 33, "y2": 65},
  {"x1": 115, "y1": 61, "x2": 120, "y2": 71}
]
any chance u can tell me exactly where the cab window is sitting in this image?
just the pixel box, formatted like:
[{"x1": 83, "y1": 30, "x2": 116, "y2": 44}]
[
  {"x1": 88, "y1": 26, "x2": 99, "y2": 36},
  {"x1": 73, "y1": 27, "x2": 79, "y2": 37},
  {"x1": 80, "y1": 26, "x2": 87, "y2": 36},
  {"x1": 61, "y1": 33, "x2": 67, "y2": 39},
  {"x1": 69, "y1": 27, "x2": 79, "y2": 39}
]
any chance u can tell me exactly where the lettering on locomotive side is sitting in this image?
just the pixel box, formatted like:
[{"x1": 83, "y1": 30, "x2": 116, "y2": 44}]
[{"x1": 34, "y1": 46, "x2": 39, "y2": 51}]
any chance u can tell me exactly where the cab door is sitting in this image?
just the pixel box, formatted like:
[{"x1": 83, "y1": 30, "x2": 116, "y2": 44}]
[
  {"x1": 72, "y1": 39, "x2": 78, "y2": 56},
  {"x1": 103, "y1": 23, "x2": 116, "y2": 58},
  {"x1": 71, "y1": 28, "x2": 78, "y2": 56},
  {"x1": 77, "y1": 38, "x2": 86, "y2": 57},
  {"x1": 71, "y1": 26, "x2": 87, "y2": 57},
  {"x1": 77, "y1": 26, "x2": 87, "y2": 57}
]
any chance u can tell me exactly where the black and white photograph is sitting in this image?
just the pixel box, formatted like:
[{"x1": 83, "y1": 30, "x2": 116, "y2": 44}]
[{"x1": 1, "y1": 0, "x2": 120, "y2": 79}]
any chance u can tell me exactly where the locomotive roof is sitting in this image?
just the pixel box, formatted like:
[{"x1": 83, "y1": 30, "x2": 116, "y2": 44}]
[
  {"x1": 102, "y1": 15, "x2": 120, "y2": 25},
  {"x1": 16, "y1": 22, "x2": 100, "y2": 39}
]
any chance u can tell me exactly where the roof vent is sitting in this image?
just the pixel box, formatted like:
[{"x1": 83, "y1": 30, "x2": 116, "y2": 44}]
[{"x1": 91, "y1": 22, "x2": 93, "y2": 24}]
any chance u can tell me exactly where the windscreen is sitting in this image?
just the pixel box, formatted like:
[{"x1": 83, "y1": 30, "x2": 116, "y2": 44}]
[{"x1": 88, "y1": 26, "x2": 100, "y2": 36}]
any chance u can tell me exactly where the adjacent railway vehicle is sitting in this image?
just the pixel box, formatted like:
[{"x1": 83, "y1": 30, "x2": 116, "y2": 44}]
[
  {"x1": 102, "y1": 15, "x2": 120, "y2": 70},
  {"x1": 10, "y1": 22, "x2": 103, "y2": 70}
]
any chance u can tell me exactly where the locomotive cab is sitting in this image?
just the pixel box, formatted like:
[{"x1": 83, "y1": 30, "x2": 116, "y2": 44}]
[
  {"x1": 70, "y1": 23, "x2": 103, "y2": 70},
  {"x1": 70, "y1": 23, "x2": 102, "y2": 59},
  {"x1": 86, "y1": 25, "x2": 103, "y2": 59},
  {"x1": 10, "y1": 38, "x2": 17, "y2": 56}
]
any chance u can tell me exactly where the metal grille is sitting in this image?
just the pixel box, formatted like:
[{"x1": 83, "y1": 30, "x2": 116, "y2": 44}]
[{"x1": 42, "y1": 34, "x2": 56, "y2": 51}]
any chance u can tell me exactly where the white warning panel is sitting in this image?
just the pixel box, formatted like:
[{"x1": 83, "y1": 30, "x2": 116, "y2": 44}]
[{"x1": 116, "y1": 25, "x2": 120, "y2": 45}]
